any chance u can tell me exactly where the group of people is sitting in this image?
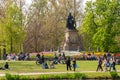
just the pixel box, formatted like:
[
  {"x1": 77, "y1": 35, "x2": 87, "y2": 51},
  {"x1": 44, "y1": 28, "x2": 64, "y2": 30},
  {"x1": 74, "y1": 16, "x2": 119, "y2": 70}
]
[
  {"x1": 35, "y1": 52, "x2": 77, "y2": 71},
  {"x1": 53, "y1": 52, "x2": 66, "y2": 64},
  {"x1": 36, "y1": 53, "x2": 45, "y2": 64},
  {"x1": 82, "y1": 52, "x2": 96, "y2": 60},
  {"x1": 53, "y1": 52, "x2": 77, "y2": 71},
  {"x1": 36, "y1": 52, "x2": 117, "y2": 72},
  {"x1": 6, "y1": 52, "x2": 30, "y2": 61},
  {"x1": 3, "y1": 51, "x2": 117, "y2": 72},
  {"x1": 36, "y1": 53, "x2": 50, "y2": 69},
  {"x1": 96, "y1": 53, "x2": 116, "y2": 72},
  {"x1": 66, "y1": 57, "x2": 77, "y2": 71}
]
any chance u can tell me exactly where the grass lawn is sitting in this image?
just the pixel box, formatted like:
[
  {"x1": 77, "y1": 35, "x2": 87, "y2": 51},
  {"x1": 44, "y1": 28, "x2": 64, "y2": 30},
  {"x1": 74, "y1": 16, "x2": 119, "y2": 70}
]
[
  {"x1": 0, "y1": 60, "x2": 120, "y2": 79},
  {"x1": 0, "y1": 60, "x2": 120, "y2": 73}
]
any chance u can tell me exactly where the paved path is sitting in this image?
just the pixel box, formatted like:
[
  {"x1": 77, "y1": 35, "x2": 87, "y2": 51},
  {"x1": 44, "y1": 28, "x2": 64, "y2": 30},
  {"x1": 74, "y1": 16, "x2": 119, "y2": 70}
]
[{"x1": 0, "y1": 70, "x2": 120, "y2": 77}]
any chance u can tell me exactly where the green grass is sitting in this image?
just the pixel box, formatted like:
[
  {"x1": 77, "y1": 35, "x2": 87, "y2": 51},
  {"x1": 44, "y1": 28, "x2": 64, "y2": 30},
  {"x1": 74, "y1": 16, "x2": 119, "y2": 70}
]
[
  {"x1": 0, "y1": 60, "x2": 120, "y2": 79},
  {"x1": 0, "y1": 60, "x2": 120, "y2": 73}
]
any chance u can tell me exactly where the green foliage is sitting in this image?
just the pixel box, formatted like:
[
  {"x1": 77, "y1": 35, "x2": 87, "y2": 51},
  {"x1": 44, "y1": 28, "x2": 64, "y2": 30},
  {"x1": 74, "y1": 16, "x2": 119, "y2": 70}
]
[
  {"x1": 4, "y1": 72, "x2": 120, "y2": 80},
  {"x1": 40, "y1": 75, "x2": 49, "y2": 80},
  {"x1": 24, "y1": 0, "x2": 83, "y2": 52},
  {"x1": 5, "y1": 73, "x2": 30, "y2": 80},
  {"x1": 80, "y1": 0, "x2": 120, "y2": 52},
  {"x1": 74, "y1": 72, "x2": 87, "y2": 79},
  {"x1": 110, "y1": 72, "x2": 119, "y2": 79},
  {"x1": 0, "y1": 0, "x2": 25, "y2": 53},
  {"x1": 5, "y1": 73, "x2": 87, "y2": 80},
  {"x1": 6, "y1": 73, "x2": 20, "y2": 80}
]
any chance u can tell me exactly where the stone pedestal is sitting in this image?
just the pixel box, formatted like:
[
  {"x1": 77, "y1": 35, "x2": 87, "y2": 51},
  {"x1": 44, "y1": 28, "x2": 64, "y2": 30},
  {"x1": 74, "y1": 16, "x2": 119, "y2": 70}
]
[{"x1": 62, "y1": 29, "x2": 80, "y2": 51}]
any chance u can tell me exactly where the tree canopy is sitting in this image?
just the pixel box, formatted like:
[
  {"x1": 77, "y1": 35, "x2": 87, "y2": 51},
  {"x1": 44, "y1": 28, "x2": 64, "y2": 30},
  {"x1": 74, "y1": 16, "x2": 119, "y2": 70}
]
[
  {"x1": 80, "y1": 0, "x2": 120, "y2": 52},
  {"x1": 0, "y1": 0, "x2": 25, "y2": 53},
  {"x1": 0, "y1": 0, "x2": 120, "y2": 53}
]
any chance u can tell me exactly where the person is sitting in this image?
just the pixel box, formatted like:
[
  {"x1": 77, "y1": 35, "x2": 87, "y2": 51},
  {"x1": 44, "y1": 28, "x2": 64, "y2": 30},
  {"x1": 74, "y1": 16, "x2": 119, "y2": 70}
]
[
  {"x1": 36, "y1": 53, "x2": 40, "y2": 59},
  {"x1": 103, "y1": 53, "x2": 107, "y2": 60},
  {"x1": 53, "y1": 52, "x2": 58, "y2": 64},
  {"x1": 25, "y1": 53, "x2": 30, "y2": 60},
  {"x1": 82, "y1": 53, "x2": 86, "y2": 60},
  {"x1": 66, "y1": 13, "x2": 76, "y2": 30},
  {"x1": 41, "y1": 54, "x2": 45, "y2": 64},
  {"x1": 66, "y1": 57, "x2": 71, "y2": 71},
  {"x1": 91, "y1": 52, "x2": 96, "y2": 60},
  {"x1": 50, "y1": 61, "x2": 54, "y2": 69},
  {"x1": 42, "y1": 61, "x2": 49, "y2": 69},
  {"x1": 96, "y1": 56, "x2": 103, "y2": 71},
  {"x1": 110, "y1": 56, "x2": 116, "y2": 71},
  {"x1": 62, "y1": 52, "x2": 66, "y2": 59},
  {"x1": 18, "y1": 52, "x2": 25, "y2": 60},
  {"x1": 72, "y1": 58, "x2": 76, "y2": 71},
  {"x1": 36, "y1": 53, "x2": 41, "y2": 64},
  {"x1": 104, "y1": 58, "x2": 110, "y2": 72},
  {"x1": 109, "y1": 57, "x2": 113, "y2": 71},
  {"x1": 112, "y1": 56, "x2": 116, "y2": 71},
  {"x1": 4, "y1": 62, "x2": 9, "y2": 70},
  {"x1": 107, "y1": 52, "x2": 111, "y2": 61},
  {"x1": 54, "y1": 52, "x2": 57, "y2": 60}
]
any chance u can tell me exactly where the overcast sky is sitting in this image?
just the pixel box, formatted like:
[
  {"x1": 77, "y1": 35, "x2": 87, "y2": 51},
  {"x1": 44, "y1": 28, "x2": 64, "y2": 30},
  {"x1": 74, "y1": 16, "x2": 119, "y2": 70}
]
[
  {"x1": 25, "y1": 0, "x2": 91, "y2": 27},
  {"x1": 25, "y1": 0, "x2": 90, "y2": 7}
]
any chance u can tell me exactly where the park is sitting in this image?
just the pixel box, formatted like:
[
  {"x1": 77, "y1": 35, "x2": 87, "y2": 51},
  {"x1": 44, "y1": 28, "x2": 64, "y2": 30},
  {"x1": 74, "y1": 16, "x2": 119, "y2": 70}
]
[{"x1": 0, "y1": 0, "x2": 120, "y2": 80}]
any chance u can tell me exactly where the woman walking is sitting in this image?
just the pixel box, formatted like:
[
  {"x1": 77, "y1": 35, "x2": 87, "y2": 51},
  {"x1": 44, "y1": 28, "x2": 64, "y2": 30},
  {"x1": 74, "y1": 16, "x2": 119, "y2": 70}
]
[
  {"x1": 72, "y1": 58, "x2": 76, "y2": 71},
  {"x1": 96, "y1": 56, "x2": 103, "y2": 71}
]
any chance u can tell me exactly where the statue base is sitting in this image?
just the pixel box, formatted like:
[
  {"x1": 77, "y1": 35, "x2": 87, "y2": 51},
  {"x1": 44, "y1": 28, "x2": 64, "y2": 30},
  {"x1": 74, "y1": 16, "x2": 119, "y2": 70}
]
[{"x1": 62, "y1": 29, "x2": 80, "y2": 51}]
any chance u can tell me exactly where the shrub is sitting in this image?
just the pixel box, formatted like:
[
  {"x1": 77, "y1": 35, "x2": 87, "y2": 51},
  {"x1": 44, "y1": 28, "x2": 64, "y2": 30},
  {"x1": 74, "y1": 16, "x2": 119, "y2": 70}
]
[
  {"x1": 6, "y1": 73, "x2": 13, "y2": 80},
  {"x1": 74, "y1": 73, "x2": 87, "y2": 79},
  {"x1": 110, "y1": 72, "x2": 119, "y2": 79},
  {"x1": 5, "y1": 73, "x2": 30, "y2": 80},
  {"x1": 40, "y1": 75, "x2": 49, "y2": 80}
]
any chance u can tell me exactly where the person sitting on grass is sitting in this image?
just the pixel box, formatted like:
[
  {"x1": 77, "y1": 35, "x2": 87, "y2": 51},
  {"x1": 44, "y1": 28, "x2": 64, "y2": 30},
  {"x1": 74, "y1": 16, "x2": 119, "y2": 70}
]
[
  {"x1": 50, "y1": 61, "x2": 54, "y2": 69},
  {"x1": 42, "y1": 61, "x2": 49, "y2": 69},
  {"x1": 4, "y1": 62, "x2": 9, "y2": 70}
]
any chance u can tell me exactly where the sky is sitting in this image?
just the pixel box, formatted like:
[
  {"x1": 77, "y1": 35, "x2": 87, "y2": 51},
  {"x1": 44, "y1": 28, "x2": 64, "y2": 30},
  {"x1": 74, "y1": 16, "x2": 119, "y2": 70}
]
[
  {"x1": 25, "y1": 0, "x2": 90, "y2": 7},
  {"x1": 25, "y1": 0, "x2": 32, "y2": 7},
  {"x1": 26, "y1": 0, "x2": 32, "y2": 6},
  {"x1": 25, "y1": 0, "x2": 91, "y2": 27}
]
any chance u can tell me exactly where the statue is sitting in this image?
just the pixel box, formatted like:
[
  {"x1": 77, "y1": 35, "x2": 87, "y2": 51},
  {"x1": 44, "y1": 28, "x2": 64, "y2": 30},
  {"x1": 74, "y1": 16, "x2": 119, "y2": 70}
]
[
  {"x1": 66, "y1": 13, "x2": 76, "y2": 30},
  {"x1": 62, "y1": 13, "x2": 81, "y2": 51}
]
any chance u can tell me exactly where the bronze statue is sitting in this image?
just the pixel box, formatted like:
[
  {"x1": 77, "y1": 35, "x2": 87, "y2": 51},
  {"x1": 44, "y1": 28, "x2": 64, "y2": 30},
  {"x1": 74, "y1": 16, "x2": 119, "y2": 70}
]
[{"x1": 66, "y1": 13, "x2": 76, "y2": 30}]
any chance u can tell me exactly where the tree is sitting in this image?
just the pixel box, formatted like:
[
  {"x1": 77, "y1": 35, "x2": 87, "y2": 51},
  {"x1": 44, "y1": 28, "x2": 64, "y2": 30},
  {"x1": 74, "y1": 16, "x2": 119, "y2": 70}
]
[
  {"x1": 0, "y1": 0, "x2": 25, "y2": 53},
  {"x1": 80, "y1": 0, "x2": 120, "y2": 52},
  {"x1": 24, "y1": 0, "x2": 83, "y2": 52}
]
